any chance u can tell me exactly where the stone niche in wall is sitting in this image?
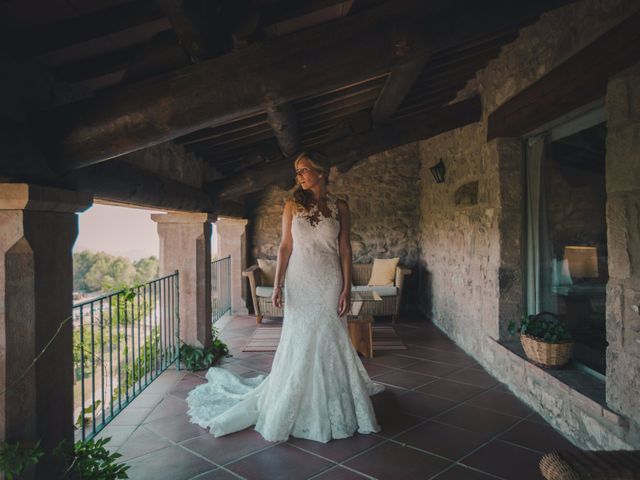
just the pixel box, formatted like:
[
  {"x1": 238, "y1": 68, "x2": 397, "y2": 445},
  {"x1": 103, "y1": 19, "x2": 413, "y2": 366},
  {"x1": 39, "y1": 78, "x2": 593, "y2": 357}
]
[{"x1": 453, "y1": 180, "x2": 480, "y2": 207}]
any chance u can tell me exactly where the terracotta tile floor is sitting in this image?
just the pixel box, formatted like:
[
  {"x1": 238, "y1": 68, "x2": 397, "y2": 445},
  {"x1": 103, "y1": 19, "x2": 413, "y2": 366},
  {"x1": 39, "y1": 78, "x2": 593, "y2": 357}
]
[{"x1": 99, "y1": 314, "x2": 579, "y2": 480}]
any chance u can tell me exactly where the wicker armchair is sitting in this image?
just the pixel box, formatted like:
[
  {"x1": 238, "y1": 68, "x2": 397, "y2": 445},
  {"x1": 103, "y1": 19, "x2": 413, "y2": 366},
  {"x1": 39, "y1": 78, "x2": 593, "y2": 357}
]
[{"x1": 243, "y1": 262, "x2": 411, "y2": 324}]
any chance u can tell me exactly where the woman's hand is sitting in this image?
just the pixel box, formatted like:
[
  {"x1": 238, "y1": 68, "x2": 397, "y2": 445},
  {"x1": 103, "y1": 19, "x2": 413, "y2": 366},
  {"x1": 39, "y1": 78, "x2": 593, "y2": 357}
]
[
  {"x1": 338, "y1": 289, "x2": 351, "y2": 317},
  {"x1": 272, "y1": 286, "x2": 283, "y2": 308}
]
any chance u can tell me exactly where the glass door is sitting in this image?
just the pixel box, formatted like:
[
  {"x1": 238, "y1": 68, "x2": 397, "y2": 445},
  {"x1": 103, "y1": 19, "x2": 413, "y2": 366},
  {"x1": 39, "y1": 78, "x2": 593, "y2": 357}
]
[{"x1": 525, "y1": 112, "x2": 608, "y2": 376}]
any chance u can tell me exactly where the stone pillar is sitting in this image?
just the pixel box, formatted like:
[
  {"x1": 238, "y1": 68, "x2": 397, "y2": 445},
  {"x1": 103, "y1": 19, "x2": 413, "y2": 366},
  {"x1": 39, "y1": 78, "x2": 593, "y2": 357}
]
[
  {"x1": 152, "y1": 213, "x2": 213, "y2": 348},
  {"x1": 0, "y1": 184, "x2": 92, "y2": 479},
  {"x1": 215, "y1": 217, "x2": 249, "y2": 315},
  {"x1": 605, "y1": 62, "x2": 640, "y2": 426},
  {"x1": 496, "y1": 138, "x2": 525, "y2": 341}
]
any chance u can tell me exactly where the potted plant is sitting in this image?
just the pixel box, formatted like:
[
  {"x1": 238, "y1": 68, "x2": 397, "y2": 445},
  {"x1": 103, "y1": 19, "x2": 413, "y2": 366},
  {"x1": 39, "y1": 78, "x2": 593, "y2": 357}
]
[
  {"x1": 179, "y1": 326, "x2": 230, "y2": 371},
  {"x1": 508, "y1": 312, "x2": 573, "y2": 368}
]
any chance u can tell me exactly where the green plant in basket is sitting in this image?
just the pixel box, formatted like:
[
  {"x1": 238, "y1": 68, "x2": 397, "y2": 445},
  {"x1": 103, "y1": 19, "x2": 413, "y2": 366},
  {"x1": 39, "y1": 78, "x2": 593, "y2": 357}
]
[{"x1": 509, "y1": 312, "x2": 572, "y2": 343}]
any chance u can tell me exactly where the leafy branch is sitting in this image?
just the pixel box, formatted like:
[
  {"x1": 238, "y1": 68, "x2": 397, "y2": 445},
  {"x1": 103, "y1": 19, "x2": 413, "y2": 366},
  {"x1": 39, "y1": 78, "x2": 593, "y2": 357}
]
[{"x1": 0, "y1": 441, "x2": 43, "y2": 480}]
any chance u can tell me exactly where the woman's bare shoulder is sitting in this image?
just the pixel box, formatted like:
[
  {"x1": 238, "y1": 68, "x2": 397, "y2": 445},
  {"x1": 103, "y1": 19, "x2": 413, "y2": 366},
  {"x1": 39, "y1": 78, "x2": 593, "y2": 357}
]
[{"x1": 283, "y1": 198, "x2": 298, "y2": 214}]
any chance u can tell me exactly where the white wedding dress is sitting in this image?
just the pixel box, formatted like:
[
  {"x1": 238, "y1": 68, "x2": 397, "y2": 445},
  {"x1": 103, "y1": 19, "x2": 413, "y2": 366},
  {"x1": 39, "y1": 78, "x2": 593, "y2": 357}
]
[{"x1": 187, "y1": 195, "x2": 384, "y2": 443}]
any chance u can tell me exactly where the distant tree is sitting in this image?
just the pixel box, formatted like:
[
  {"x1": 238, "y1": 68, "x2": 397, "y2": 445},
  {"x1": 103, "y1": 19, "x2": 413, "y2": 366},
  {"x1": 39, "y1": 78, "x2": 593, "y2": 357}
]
[
  {"x1": 134, "y1": 256, "x2": 159, "y2": 284},
  {"x1": 73, "y1": 250, "x2": 97, "y2": 292},
  {"x1": 74, "y1": 251, "x2": 161, "y2": 294},
  {"x1": 84, "y1": 253, "x2": 116, "y2": 292}
]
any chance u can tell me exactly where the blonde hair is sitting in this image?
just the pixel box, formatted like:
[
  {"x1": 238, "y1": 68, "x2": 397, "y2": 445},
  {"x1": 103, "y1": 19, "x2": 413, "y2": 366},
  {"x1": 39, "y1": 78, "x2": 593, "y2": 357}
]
[
  {"x1": 292, "y1": 151, "x2": 328, "y2": 210},
  {"x1": 293, "y1": 152, "x2": 327, "y2": 179}
]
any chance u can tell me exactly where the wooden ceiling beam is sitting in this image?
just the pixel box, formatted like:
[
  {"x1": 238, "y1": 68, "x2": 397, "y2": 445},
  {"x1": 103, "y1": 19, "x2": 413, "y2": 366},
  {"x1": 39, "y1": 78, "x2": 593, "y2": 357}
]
[
  {"x1": 265, "y1": 102, "x2": 301, "y2": 157},
  {"x1": 487, "y1": 9, "x2": 640, "y2": 140},
  {"x1": 210, "y1": 95, "x2": 481, "y2": 200},
  {"x1": 260, "y1": 0, "x2": 351, "y2": 26},
  {"x1": 156, "y1": 0, "x2": 211, "y2": 62},
  {"x1": 192, "y1": 130, "x2": 275, "y2": 156},
  {"x1": 326, "y1": 95, "x2": 481, "y2": 159},
  {"x1": 46, "y1": 0, "x2": 575, "y2": 171},
  {"x1": 186, "y1": 124, "x2": 274, "y2": 152},
  {"x1": 292, "y1": 75, "x2": 386, "y2": 109},
  {"x1": 299, "y1": 92, "x2": 380, "y2": 123},
  {"x1": 52, "y1": 45, "x2": 142, "y2": 83},
  {"x1": 295, "y1": 85, "x2": 382, "y2": 114},
  {"x1": 120, "y1": 30, "x2": 191, "y2": 85},
  {"x1": 63, "y1": 161, "x2": 212, "y2": 211},
  {"x1": 46, "y1": 1, "x2": 413, "y2": 171},
  {"x1": 176, "y1": 115, "x2": 268, "y2": 145},
  {"x1": 371, "y1": 53, "x2": 430, "y2": 124},
  {"x1": 7, "y1": 0, "x2": 166, "y2": 58}
]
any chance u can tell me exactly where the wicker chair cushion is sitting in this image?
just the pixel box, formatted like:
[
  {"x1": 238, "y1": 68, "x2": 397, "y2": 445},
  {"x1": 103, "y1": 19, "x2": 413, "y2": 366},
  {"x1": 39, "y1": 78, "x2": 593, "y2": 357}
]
[
  {"x1": 257, "y1": 285, "x2": 398, "y2": 298},
  {"x1": 256, "y1": 286, "x2": 275, "y2": 298},
  {"x1": 352, "y1": 285, "x2": 398, "y2": 297},
  {"x1": 540, "y1": 450, "x2": 640, "y2": 480}
]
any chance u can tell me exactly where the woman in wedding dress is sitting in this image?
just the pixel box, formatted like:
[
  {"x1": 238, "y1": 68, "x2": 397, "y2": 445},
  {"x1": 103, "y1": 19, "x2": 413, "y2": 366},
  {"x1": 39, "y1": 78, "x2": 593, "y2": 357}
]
[{"x1": 187, "y1": 152, "x2": 383, "y2": 443}]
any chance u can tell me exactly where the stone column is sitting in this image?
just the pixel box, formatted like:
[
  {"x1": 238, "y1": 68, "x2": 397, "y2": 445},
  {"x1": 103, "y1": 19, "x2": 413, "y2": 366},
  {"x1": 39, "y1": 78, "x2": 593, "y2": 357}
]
[
  {"x1": 0, "y1": 184, "x2": 92, "y2": 479},
  {"x1": 215, "y1": 217, "x2": 249, "y2": 315},
  {"x1": 496, "y1": 138, "x2": 525, "y2": 341},
  {"x1": 605, "y1": 62, "x2": 640, "y2": 426},
  {"x1": 152, "y1": 213, "x2": 213, "y2": 348}
]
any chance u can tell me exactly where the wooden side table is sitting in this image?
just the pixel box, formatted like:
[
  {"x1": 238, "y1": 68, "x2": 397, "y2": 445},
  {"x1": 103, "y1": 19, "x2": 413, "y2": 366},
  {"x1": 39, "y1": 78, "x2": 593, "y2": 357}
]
[
  {"x1": 347, "y1": 315, "x2": 373, "y2": 359},
  {"x1": 347, "y1": 290, "x2": 382, "y2": 359}
]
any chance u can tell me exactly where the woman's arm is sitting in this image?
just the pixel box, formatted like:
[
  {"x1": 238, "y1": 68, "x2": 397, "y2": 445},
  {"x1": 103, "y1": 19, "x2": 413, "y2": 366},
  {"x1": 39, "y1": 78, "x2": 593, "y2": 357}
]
[
  {"x1": 337, "y1": 199, "x2": 352, "y2": 316},
  {"x1": 272, "y1": 200, "x2": 294, "y2": 308}
]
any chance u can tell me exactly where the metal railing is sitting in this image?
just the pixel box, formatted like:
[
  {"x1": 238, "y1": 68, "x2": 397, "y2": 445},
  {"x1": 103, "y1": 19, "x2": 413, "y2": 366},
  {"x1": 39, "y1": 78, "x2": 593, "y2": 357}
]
[
  {"x1": 212, "y1": 256, "x2": 231, "y2": 322},
  {"x1": 72, "y1": 272, "x2": 179, "y2": 441}
]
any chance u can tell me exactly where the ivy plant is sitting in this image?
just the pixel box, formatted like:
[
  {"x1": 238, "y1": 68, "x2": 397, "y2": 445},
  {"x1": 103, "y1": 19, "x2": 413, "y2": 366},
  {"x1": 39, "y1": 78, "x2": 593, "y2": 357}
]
[{"x1": 179, "y1": 326, "x2": 230, "y2": 371}]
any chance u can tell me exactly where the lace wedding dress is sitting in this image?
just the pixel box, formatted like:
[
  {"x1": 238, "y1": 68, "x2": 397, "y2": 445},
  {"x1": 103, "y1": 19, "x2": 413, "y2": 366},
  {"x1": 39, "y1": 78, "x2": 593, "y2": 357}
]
[{"x1": 187, "y1": 195, "x2": 384, "y2": 443}]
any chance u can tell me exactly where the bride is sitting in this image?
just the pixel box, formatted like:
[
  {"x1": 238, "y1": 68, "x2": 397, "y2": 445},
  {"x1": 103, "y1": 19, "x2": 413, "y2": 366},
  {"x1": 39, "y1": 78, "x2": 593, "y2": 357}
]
[{"x1": 187, "y1": 152, "x2": 384, "y2": 443}]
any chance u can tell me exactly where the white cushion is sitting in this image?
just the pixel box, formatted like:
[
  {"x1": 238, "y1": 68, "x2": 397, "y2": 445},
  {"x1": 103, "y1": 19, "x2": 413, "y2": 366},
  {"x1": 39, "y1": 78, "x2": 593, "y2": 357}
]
[
  {"x1": 352, "y1": 285, "x2": 398, "y2": 297},
  {"x1": 256, "y1": 286, "x2": 274, "y2": 298}
]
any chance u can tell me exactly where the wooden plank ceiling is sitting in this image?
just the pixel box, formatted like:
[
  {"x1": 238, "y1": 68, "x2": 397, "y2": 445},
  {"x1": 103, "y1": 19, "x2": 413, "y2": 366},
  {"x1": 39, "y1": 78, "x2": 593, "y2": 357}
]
[{"x1": 0, "y1": 0, "x2": 575, "y2": 211}]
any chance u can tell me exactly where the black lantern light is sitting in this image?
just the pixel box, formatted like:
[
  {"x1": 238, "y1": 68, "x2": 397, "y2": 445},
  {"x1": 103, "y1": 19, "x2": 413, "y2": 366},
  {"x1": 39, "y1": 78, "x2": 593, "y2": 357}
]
[{"x1": 429, "y1": 159, "x2": 445, "y2": 184}]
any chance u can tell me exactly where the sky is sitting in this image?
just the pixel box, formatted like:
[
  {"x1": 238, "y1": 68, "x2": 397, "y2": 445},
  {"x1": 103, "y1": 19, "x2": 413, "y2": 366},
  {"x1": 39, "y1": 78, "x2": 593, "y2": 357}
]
[
  {"x1": 75, "y1": 204, "x2": 162, "y2": 260},
  {"x1": 75, "y1": 204, "x2": 219, "y2": 260}
]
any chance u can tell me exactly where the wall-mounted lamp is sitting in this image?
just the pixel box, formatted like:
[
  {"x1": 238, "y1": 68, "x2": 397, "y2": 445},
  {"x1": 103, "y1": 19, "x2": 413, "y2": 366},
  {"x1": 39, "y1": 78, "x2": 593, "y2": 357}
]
[{"x1": 429, "y1": 159, "x2": 445, "y2": 184}]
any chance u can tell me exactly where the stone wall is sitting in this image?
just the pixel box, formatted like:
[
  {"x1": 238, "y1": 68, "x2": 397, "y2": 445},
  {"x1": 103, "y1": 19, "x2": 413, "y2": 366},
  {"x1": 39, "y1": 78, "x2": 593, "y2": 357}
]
[
  {"x1": 605, "y1": 62, "x2": 640, "y2": 429},
  {"x1": 248, "y1": 143, "x2": 421, "y2": 268},
  {"x1": 418, "y1": 125, "x2": 504, "y2": 344},
  {"x1": 417, "y1": 0, "x2": 640, "y2": 448}
]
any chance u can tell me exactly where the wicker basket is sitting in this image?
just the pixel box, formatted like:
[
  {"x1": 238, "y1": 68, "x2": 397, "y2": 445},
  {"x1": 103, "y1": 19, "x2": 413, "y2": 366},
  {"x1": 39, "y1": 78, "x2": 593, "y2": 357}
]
[
  {"x1": 539, "y1": 450, "x2": 640, "y2": 480},
  {"x1": 520, "y1": 334, "x2": 573, "y2": 368}
]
